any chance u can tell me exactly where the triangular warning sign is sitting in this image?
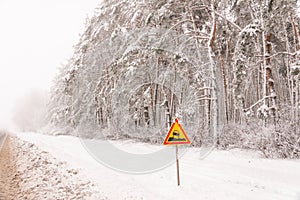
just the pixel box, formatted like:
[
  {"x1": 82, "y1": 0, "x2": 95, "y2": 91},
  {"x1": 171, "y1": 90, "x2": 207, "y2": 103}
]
[{"x1": 163, "y1": 118, "x2": 190, "y2": 145}]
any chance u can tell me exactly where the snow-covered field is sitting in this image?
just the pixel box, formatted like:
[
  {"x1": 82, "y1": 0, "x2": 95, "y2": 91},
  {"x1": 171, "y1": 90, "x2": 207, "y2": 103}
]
[{"x1": 15, "y1": 132, "x2": 300, "y2": 200}]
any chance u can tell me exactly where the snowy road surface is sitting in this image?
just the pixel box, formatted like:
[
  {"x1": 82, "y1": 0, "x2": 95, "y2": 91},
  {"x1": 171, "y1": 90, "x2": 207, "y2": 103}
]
[{"x1": 16, "y1": 132, "x2": 300, "y2": 200}]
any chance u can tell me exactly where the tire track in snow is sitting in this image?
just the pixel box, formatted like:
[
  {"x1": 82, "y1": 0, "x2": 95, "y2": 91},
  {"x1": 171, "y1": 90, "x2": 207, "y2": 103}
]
[
  {"x1": 0, "y1": 131, "x2": 8, "y2": 152},
  {"x1": 0, "y1": 136, "x2": 17, "y2": 200}
]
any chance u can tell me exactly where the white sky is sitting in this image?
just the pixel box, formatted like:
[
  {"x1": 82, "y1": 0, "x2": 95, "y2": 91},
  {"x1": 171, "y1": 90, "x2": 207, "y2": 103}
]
[{"x1": 0, "y1": 0, "x2": 101, "y2": 129}]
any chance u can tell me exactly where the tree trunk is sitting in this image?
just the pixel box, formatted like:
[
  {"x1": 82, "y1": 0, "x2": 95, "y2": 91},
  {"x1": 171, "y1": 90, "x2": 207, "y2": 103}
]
[
  {"x1": 291, "y1": 15, "x2": 300, "y2": 125},
  {"x1": 208, "y1": 2, "x2": 219, "y2": 143},
  {"x1": 218, "y1": 48, "x2": 229, "y2": 122},
  {"x1": 264, "y1": 33, "x2": 277, "y2": 122}
]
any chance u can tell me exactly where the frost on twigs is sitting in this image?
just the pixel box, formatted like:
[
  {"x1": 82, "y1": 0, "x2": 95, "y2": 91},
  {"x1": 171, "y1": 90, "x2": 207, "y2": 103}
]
[{"x1": 218, "y1": 120, "x2": 300, "y2": 159}]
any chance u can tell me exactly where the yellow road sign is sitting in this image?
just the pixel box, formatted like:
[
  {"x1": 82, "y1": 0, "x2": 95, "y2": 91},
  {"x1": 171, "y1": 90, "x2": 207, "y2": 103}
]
[{"x1": 163, "y1": 118, "x2": 190, "y2": 145}]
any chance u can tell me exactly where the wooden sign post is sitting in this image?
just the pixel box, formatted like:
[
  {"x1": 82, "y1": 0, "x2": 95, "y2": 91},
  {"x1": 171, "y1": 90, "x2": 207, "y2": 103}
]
[
  {"x1": 176, "y1": 144, "x2": 180, "y2": 186},
  {"x1": 163, "y1": 118, "x2": 190, "y2": 186}
]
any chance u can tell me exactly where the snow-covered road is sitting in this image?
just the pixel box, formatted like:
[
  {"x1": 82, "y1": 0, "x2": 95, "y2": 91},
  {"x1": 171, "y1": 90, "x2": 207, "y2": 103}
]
[{"x1": 16, "y1": 132, "x2": 300, "y2": 200}]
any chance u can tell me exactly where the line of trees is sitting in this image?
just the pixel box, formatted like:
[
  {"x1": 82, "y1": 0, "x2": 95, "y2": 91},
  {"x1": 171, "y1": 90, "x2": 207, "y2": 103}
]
[{"x1": 47, "y1": 0, "x2": 300, "y2": 158}]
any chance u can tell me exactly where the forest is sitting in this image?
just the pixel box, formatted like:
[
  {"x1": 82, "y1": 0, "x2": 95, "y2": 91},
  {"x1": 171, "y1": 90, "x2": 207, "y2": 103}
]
[{"x1": 47, "y1": 0, "x2": 300, "y2": 158}]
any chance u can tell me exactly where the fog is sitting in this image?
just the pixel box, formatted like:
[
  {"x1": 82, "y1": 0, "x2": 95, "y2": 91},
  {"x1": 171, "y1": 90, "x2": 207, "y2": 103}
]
[
  {"x1": 12, "y1": 88, "x2": 48, "y2": 131},
  {"x1": 0, "y1": 0, "x2": 100, "y2": 130}
]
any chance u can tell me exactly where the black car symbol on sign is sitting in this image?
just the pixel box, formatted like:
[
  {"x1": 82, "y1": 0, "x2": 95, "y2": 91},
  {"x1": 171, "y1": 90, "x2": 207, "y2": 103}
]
[{"x1": 168, "y1": 130, "x2": 185, "y2": 141}]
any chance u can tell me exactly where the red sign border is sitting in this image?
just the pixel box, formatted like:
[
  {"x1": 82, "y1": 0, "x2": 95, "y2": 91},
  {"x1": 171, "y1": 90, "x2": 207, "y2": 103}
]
[{"x1": 163, "y1": 118, "x2": 191, "y2": 145}]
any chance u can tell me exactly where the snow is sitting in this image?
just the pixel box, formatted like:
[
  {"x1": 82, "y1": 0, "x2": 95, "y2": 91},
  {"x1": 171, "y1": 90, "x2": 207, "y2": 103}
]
[
  {"x1": 291, "y1": 64, "x2": 300, "y2": 74},
  {"x1": 257, "y1": 104, "x2": 269, "y2": 118},
  {"x1": 131, "y1": 10, "x2": 141, "y2": 24},
  {"x1": 0, "y1": 137, "x2": 104, "y2": 200},
  {"x1": 15, "y1": 132, "x2": 300, "y2": 200},
  {"x1": 103, "y1": 22, "x2": 110, "y2": 31}
]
